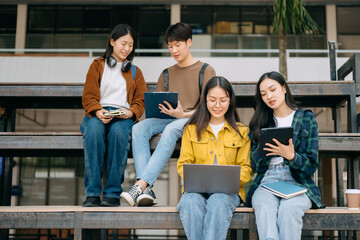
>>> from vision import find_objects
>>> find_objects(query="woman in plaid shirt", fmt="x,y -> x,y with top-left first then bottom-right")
245,71 -> 324,240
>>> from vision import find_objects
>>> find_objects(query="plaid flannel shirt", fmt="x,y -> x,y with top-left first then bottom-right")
245,109 -> 325,209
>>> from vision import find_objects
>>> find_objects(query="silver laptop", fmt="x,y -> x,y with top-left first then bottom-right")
183,164 -> 241,194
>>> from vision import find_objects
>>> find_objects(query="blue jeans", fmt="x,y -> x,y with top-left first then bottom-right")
252,164 -> 312,240
80,108 -> 133,199
176,192 -> 240,240
132,118 -> 189,186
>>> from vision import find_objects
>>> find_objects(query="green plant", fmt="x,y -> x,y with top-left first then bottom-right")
272,0 -> 322,80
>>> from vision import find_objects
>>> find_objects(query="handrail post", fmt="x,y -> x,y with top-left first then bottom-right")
329,41 -> 337,80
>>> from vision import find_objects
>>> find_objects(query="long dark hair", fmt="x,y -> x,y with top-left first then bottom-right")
103,24 -> 136,61
249,71 -> 299,142
186,76 -> 243,140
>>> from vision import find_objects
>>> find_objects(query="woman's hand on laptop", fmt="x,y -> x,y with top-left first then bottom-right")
159,100 -> 186,119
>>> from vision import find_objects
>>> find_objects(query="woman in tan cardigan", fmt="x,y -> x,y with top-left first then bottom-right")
81,24 -> 147,207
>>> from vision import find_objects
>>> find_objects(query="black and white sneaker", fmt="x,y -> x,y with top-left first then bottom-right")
121,185 -> 142,207
137,186 -> 157,206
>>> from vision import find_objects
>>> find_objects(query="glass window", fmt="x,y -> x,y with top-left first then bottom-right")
0,5 -> 17,33
137,6 -> 170,35
20,178 -> 47,205
214,6 -> 240,22
113,5 -> 137,31
337,7 -> 360,34
241,6 -> 272,35
83,33 -> 108,49
25,4 -> 327,51
243,36 -> 267,49
181,6 -> 212,34
84,7 -> 112,32
270,35 -> 296,50
297,35 -> 326,49
0,5 -> 16,48
137,6 -> 170,49
212,6 -> 240,35
338,35 -> 360,52
56,7 -> 83,32
0,34 -> 15,48
241,35 -> 269,56
241,6 -> 270,25
213,35 -> 239,56
27,34 -> 55,48
55,34 -> 82,48
28,6 -> 55,32
26,4 -> 170,50
306,6 -> 326,33
19,157 -> 84,206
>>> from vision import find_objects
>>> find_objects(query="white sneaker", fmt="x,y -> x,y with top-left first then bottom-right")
121,185 -> 142,207
137,186 -> 157,206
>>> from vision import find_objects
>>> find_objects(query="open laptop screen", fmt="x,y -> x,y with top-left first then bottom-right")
183,164 -> 241,194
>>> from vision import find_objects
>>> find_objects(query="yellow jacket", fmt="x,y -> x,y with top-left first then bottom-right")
177,121 -> 252,202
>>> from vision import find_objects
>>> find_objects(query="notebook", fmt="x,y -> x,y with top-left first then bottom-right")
144,92 -> 178,119
183,164 -> 241,194
104,110 -> 126,116
260,181 -> 307,199
258,126 -> 294,158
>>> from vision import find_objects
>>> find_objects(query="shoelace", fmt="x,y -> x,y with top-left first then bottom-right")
129,185 -> 142,198
144,188 -> 156,199
148,189 -> 156,198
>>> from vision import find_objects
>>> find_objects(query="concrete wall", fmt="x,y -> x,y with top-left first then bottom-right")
0,56 -> 352,84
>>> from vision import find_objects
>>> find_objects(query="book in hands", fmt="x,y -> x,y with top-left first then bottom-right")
104,110 -> 126,116
260,181 -> 307,199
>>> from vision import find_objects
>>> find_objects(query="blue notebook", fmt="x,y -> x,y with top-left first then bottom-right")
261,181 -> 307,199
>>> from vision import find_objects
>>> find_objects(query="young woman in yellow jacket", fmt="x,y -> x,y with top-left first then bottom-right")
176,76 -> 252,240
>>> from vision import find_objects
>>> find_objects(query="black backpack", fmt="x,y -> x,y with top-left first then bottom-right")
162,63 -> 209,93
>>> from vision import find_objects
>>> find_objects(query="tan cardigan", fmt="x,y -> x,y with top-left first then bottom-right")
82,58 -> 147,122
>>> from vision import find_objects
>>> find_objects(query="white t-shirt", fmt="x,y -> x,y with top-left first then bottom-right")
100,63 -> 130,109
209,122 -> 225,165
269,111 -> 295,165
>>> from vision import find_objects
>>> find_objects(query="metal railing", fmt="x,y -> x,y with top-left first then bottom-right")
0,48 -> 360,57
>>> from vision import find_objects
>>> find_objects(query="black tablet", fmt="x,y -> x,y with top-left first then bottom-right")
258,126 -> 294,158
144,92 -> 178,119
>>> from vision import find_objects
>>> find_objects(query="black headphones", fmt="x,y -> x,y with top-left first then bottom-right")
107,56 -> 132,72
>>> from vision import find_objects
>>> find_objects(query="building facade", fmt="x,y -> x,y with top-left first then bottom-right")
1,1 -> 360,52
0,1 -> 359,239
